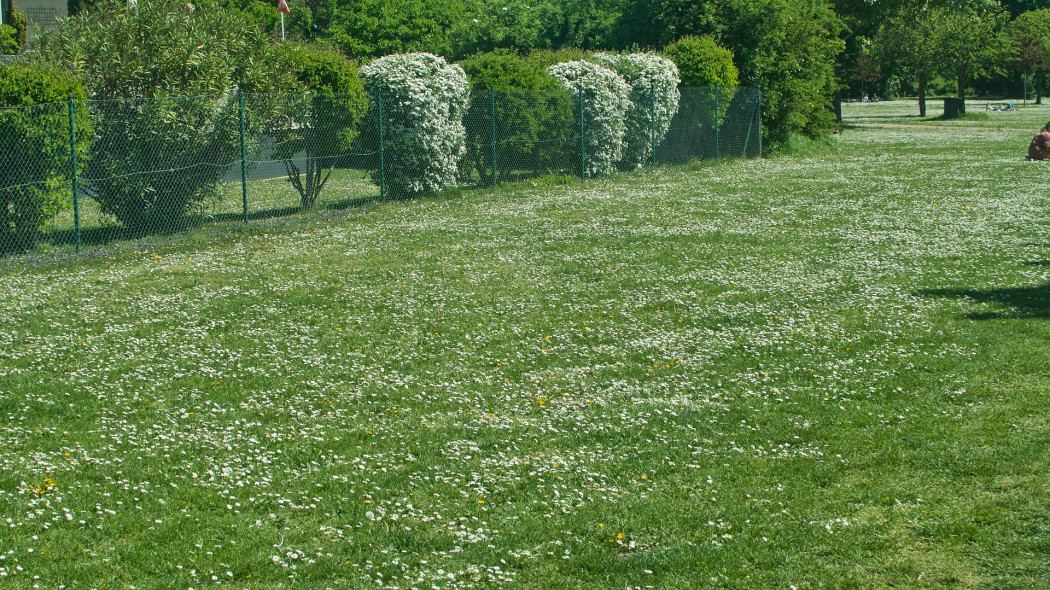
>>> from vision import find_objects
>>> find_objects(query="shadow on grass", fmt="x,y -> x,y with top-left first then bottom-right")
210,205 -> 305,224
918,281 -> 1050,319
40,196 -> 380,251
326,194 -> 382,211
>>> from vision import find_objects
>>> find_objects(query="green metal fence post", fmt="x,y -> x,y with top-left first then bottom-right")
238,89 -> 248,225
714,84 -> 720,161
377,88 -> 386,201
757,87 -> 763,157
490,87 -> 498,186
67,96 -> 81,256
578,84 -> 586,179
650,80 -> 657,167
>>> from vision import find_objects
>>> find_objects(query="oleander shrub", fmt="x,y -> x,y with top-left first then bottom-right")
547,60 -> 629,177
592,52 -> 680,170
36,0 -> 293,234
360,53 -> 469,197
0,64 -> 90,253
459,50 -> 575,183
271,43 -> 368,208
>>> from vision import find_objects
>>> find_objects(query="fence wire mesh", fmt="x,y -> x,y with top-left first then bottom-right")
0,85 -> 760,260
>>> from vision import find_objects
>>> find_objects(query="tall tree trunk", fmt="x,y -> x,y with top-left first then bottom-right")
918,76 -> 927,117
958,71 -> 967,114
1038,71 -> 1044,105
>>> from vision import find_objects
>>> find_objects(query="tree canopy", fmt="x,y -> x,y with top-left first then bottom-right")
49,0 -> 1050,147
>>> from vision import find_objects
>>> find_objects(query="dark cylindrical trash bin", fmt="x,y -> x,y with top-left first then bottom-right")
943,97 -> 965,118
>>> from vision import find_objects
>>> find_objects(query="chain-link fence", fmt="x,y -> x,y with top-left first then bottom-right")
0,85 -> 760,259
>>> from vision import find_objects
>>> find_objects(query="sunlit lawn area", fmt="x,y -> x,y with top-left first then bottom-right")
2,121 -> 1049,588
844,97 -> 1050,129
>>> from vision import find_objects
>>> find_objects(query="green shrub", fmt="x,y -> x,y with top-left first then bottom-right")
663,36 -> 739,89
271,44 -> 368,208
36,0 -> 294,234
359,53 -> 470,198
662,36 -> 739,163
0,25 -> 18,55
0,64 -> 90,253
458,50 -> 575,183
8,4 -> 27,51
592,52 -> 681,169
547,60 -> 631,177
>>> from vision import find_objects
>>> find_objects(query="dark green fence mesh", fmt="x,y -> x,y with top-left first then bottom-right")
0,86 -> 760,259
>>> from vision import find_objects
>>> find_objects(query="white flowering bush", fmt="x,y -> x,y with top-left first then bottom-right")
360,53 -> 469,197
593,53 -> 680,169
547,61 -> 630,177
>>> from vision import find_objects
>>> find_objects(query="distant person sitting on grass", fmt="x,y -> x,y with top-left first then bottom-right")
1028,121 -> 1050,161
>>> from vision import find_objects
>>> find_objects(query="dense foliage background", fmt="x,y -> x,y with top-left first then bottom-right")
33,0 -> 1050,148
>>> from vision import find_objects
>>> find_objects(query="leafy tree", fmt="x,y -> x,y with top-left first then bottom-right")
930,1 -> 1008,103
613,0 -> 845,148
718,0 -> 844,147
36,0 -> 294,234
1006,8 -> 1050,103
0,64 -> 90,252
450,0 -> 560,58
324,0 -> 465,59
271,44 -> 367,208
1000,0 -> 1050,17
229,0 -> 316,41
848,43 -> 881,98
830,0 -> 910,98
874,4 -> 941,116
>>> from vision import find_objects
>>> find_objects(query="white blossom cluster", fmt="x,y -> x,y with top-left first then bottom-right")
360,53 -> 470,197
547,60 -> 630,177
593,52 -> 681,169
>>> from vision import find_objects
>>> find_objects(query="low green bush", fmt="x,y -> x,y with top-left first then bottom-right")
0,64 -> 90,252
0,25 -> 18,55
661,36 -> 739,163
459,50 -> 575,183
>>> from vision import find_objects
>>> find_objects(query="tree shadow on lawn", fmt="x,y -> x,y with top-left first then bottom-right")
918,280 -> 1050,320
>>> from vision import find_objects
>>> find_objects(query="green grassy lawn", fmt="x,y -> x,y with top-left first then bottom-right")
843,98 -> 1050,130
2,122 -> 1050,588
